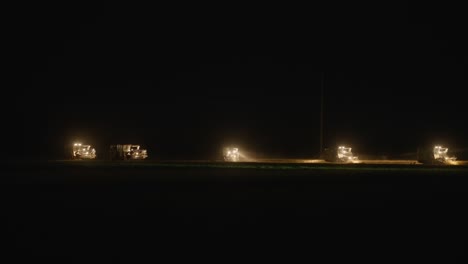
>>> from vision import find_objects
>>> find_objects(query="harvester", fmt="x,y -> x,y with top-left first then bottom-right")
223,147 -> 240,162
417,145 -> 456,165
71,143 -> 96,160
323,145 -> 358,163
109,144 -> 148,160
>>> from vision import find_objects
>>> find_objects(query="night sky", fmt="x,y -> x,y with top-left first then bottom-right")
8,3 -> 468,160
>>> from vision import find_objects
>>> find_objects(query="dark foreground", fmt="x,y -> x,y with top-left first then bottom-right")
8,161 -> 468,262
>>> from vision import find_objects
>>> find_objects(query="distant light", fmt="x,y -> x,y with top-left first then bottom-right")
224,147 -> 240,162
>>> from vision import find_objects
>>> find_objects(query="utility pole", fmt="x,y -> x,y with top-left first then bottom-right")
320,71 -> 324,158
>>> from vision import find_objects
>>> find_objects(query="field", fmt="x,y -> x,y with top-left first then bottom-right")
8,160 -> 468,261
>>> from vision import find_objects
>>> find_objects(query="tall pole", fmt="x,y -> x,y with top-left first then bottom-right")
320,72 -> 324,158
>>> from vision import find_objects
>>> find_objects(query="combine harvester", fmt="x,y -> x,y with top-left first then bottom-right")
223,147 -> 240,162
417,145 -> 457,165
109,144 -> 148,160
70,142 -> 97,160
323,145 -> 359,163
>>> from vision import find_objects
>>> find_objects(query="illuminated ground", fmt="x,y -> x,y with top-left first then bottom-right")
32,158 -> 468,169
8,160 -> 468,261
46,158 -> 468,165
231,158 -> 468,165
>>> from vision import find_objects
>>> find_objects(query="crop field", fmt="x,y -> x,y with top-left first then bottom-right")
8,160 -> 468,261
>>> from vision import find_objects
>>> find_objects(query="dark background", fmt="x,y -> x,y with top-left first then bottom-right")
7,4 -> 468,262
7,3 -> 468,160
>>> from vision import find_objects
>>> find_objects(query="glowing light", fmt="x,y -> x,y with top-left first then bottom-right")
71,142 -> 96,160
336,145 -> 358,163
224,147 -> 240,162
432,145 -> 456,164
